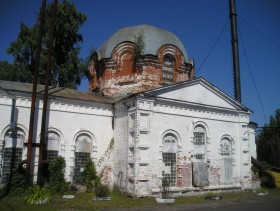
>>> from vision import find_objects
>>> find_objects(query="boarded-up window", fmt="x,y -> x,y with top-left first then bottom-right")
220,138 -> 233,185
120,53 -> 133,74
192,125 -> 208,187
192,162 -> 209,187
221,158 -> 233,185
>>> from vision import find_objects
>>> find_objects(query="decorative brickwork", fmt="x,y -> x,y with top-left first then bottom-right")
89,42 -> 194,96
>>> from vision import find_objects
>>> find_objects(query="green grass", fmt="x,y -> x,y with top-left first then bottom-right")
1,189 -> 280,211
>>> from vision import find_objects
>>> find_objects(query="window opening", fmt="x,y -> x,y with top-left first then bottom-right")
220,138 -> 231,156
193,126 -> 206,160
162,153 -> 176,187
44,131 -> 60,162
162,54 -> 174,85
162,133 -> 177,187
74,134 -> 93,184
2,128 -> 25,184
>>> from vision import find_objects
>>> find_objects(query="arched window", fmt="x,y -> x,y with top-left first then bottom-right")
44,131 -> 60,162
162,133 -> 177,187
2,127 -> 25,184
220,138 -> 232,156
193,126 -> 206,160
74,133 -> 93,183
162,54 -> 174,85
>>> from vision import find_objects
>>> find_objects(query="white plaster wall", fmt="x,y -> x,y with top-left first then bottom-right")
0,89 -> 256,194
135,97 -> 254,193
113,102 -> 130,191
0,92 -> 114,184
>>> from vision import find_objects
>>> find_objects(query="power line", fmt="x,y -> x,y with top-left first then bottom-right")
238,16 -> 280,49
196,18 -> 229,74
238,25 -> 267,123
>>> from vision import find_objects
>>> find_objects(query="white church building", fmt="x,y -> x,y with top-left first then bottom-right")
0,24 -> 258,197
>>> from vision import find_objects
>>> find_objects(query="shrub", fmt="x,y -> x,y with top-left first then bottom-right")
24,185 -> 50,205
0,185 -> 8,199
95,184 -> 110,197
83,159 -> 101,192
9,168 -> 26,196
48,156 -> 71,195
161,178 -> 171,199
0,167 -> 26,198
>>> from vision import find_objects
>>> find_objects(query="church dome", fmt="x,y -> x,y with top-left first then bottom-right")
97,24 -> 188,62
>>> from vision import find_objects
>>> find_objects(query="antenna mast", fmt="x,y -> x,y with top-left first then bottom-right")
229,0 -> 242,102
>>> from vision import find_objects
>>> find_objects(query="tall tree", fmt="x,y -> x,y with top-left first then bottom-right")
1,0 -> 87,89
0,61 -> 33,83
256,109 -> 280,167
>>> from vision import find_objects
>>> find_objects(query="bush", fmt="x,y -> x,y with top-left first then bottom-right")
83,159 -> 101,192
0,167 -> 26,198
9,168 -> 26,196
95,184 -> 110,197
161,178 -> 171,199
24,185 -> 50,205
48,156 -> 71,195
0,185 -> 8,199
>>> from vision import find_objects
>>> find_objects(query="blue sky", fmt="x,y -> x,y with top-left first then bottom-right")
0,0 -> 279,127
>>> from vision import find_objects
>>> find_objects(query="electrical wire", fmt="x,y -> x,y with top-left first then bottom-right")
238,16 -> 280,49
238,25 -> 267,123
196,18 -> 229,74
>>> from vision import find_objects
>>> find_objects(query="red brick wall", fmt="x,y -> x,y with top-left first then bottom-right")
88,42 -> 194,96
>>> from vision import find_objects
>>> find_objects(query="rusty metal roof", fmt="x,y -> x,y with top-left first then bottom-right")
0,80 -> 122,104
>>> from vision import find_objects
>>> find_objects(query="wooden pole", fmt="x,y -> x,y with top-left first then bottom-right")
26,0 -> 46,186
37,0 -> 58,185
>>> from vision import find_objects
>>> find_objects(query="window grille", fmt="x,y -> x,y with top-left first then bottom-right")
194,154 -> 205,160
162,54 -> 174,85
74,152 -> 91,183
220,139 -> 231,156
2,128 -> 25,184
194,132 -> 205,145
162,153 -> 176,187
74,133 -> 93,184
43,131 -> 60,161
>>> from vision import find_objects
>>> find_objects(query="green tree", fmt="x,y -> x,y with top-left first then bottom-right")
48,156 -> 70,195
83,159 -> 100,192
257,109 -> 280,167
0,61 -> 32,83
1,0 -> 87,89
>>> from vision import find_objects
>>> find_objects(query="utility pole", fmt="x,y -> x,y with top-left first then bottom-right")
37,0 -> 58,185
229,0 -> 242,103
26,0 -> 46,186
